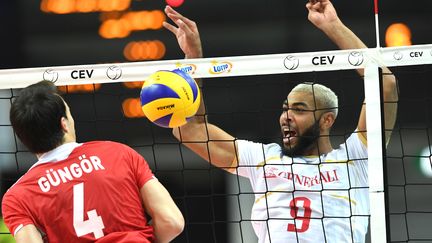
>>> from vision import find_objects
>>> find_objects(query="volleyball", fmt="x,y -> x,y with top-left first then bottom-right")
140,69 -> 201,128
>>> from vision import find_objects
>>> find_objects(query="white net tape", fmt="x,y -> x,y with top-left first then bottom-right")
0,45 -> 431,89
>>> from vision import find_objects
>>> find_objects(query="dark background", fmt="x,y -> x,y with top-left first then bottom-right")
1,0 -> 432,242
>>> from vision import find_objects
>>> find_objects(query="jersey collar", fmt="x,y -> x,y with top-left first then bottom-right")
29,142 -> 82,170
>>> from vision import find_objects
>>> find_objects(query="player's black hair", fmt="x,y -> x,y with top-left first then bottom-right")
10,81 -> 67,154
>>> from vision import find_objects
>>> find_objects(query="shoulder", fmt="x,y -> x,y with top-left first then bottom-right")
1,170 -> 32,198
76,141 -> 139,164
2,187 -> 22,210
81,141 -> 133,152
331,132 -> 367,159
83,140 -> 124,147
344,132 -> 367,149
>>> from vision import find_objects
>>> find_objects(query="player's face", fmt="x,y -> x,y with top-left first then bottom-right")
279,91 -> 322,156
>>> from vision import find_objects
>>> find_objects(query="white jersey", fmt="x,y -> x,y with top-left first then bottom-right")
233,132 -> 369,243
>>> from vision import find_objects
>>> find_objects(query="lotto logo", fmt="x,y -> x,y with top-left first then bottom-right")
106,65 -> 122,80
176,63 -> 197,74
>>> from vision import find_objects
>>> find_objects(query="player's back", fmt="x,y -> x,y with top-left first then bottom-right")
2,141 -> 155,243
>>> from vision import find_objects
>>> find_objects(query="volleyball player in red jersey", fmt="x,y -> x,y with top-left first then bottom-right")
2,81 -> 184,243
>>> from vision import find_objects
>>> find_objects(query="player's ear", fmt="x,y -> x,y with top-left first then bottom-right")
60,117 -> 69,133
320,112 -> 335,129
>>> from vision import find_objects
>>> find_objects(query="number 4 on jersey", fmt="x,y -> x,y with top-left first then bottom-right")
73,183 -> 105,239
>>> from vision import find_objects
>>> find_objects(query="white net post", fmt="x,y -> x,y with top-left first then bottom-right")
364,62 -> 387,243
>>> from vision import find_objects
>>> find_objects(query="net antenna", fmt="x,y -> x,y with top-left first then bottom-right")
374,0 -> 381,48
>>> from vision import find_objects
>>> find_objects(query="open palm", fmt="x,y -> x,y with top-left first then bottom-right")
163,6 -> 203,59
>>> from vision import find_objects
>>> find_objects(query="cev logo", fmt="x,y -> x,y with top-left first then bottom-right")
43,69 -> 59,83
175,63 -> 197,74
209,61 -> 232,74
106,65 -> 122,80
283,56 -> 299,70
393,51 -> 403,61
348,51 -> 364,66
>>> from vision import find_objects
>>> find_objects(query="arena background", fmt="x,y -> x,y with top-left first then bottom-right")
1,0 -> 432,242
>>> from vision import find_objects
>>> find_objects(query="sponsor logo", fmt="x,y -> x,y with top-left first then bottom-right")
209,61 -> 232,74
71,69 -> 94,79
312,55 -> 335,65
175,63 -> 197,74
393,51 -> 403,61
283,56 -> 299,70
348,51 -> 364,66
106,65 -> 122,80
157,104 -> 175,110
263,166 -> 340,188
409,51 -> 423,58
43,69 -> 59,83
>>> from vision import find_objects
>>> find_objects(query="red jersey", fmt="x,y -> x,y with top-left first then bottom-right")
2,141 -> 155,243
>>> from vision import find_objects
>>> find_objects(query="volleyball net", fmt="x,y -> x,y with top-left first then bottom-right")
1,44 -> 432,242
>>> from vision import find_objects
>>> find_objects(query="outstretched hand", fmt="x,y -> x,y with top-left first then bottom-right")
306,0 -> 340,30
163,6 -> 203,59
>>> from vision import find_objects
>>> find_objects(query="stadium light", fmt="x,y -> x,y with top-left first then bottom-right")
58,84 -> 101,93
122,98 -> 145,118
123,41 -> 166,61
385,23 -> 412,47
99,10 -> 166,39
41,0 -> 131,14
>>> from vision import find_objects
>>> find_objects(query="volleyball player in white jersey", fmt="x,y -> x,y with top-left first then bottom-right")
164,0 -> 398,242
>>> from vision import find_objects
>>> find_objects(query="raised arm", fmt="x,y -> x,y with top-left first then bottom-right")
163,6 -> 238,170
140,179 -> 184,243
306,0 -> 398,145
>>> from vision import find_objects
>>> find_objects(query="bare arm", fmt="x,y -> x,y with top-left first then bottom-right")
14,225 -> 43,243
307,0 -> 398,145
140,179 -> 184,243
163,6 -> 238,170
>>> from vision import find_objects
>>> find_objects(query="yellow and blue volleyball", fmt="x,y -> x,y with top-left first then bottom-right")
140,69 -> 201,128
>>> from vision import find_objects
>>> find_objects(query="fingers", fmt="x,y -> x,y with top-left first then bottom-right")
174,18 -> 194,36
306,1 -> 323,11
163,18 -> 194,39
162,21 -> 178,35
308,0 -> 328,3
306,0 -> 317,10
164,5 -> 197,30
164,5 -> 181,19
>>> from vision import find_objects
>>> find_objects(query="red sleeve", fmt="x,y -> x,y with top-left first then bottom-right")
124,145 -> 155,188
1,192 -> 35,236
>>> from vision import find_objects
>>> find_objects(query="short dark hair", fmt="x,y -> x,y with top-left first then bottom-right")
10,81 -> 66,154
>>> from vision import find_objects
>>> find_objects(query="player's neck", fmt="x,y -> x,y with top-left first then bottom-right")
35,136 -> 77,159
36,152 -> 43,159
302,137 -> 333,157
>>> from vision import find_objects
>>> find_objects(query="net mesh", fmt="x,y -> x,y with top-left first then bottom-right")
386,65 -> 432,242
0,47 -> 432,242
